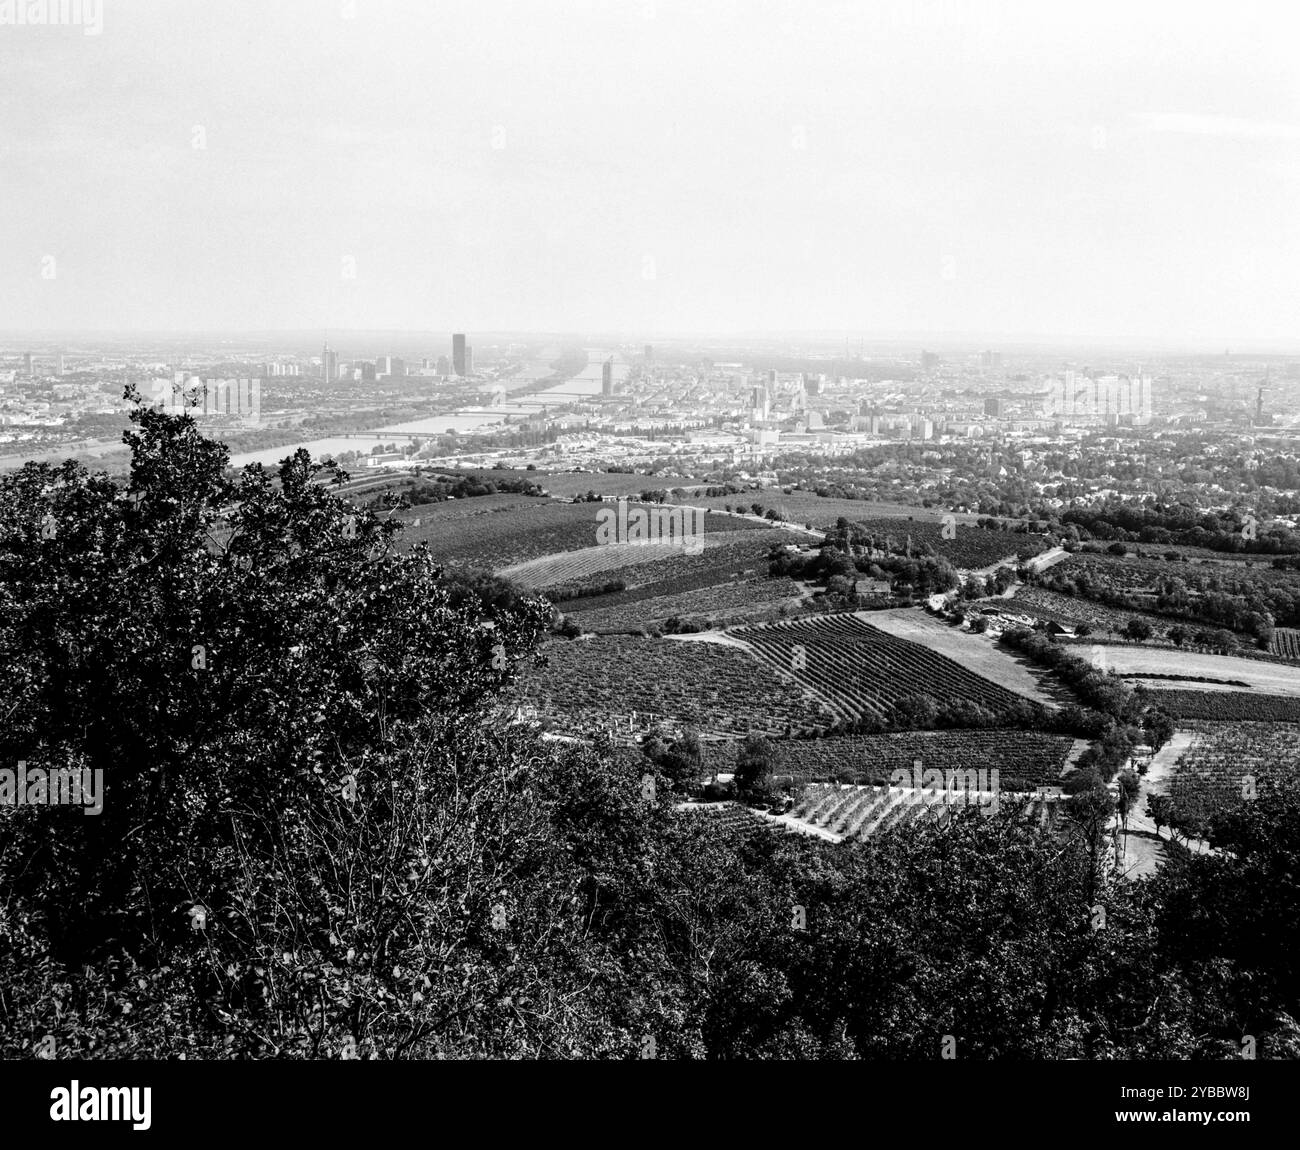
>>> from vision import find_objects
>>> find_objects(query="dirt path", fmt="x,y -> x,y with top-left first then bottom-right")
1116,730 -> 1213,878
664,630 -> 753,650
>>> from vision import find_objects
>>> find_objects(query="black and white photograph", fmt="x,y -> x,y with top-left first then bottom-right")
0,0 -> 1295,1134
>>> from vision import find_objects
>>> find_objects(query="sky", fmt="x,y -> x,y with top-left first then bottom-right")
1,0 -> 1298,345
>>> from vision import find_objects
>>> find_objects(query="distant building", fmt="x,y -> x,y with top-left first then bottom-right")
980,350 -> 1003,370
23,353 -> 33,377
921,350 -> 940,372
321,345 -> 338,384
984,396 -> 1006,417
601,357 -> 613,397
361,362 -> 377,382
644,344 -> 653,361
452,333 -> 468,376
56,354 -> 65,376
436,355 -> 451,376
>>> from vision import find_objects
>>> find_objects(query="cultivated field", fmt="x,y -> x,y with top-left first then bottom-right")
845,518 -> 1049,568
1270,627 -> 1300,660
570,577 -> 804,631
529,472 -> 673,499
499,525 -> 771,589
1087,645 -> 1300,695
514,635 -> 833,736
787,783 -> 1061,841
690,493 -> 954,528
1009,585 -> 1185,636
562,534 -> 780,606
393,496 -> 596,566
1169,721 -> 1300,823
1132,689 -> 1300,722
704,729 -> 1076,791
730,613 -> 1043,723
395,499 -> 753,571
858,608 -> 1065,706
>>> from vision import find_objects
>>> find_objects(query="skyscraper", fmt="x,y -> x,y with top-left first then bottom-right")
321,344 -> 338,384
23,352 -> 33,377
601,357 -> 613,397
452,333 -> 467,376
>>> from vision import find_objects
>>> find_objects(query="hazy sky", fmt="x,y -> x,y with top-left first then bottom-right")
2,0 -> 1298,343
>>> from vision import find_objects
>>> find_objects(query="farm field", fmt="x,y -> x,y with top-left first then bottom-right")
731,613 -> 1044,724
690,493 -> 954,529
538,472 -> 692,499
562,534 -> 780,609
704,729 -> 1075,791
570,577 -> 804,631
392,495 -> 591,565
499,524 -> 772,589
1132,689 -> 1300,722
856,608 -> 1066,706
1168,721 -> 1300,823
514,635 -> 833,737
786,783 -> 1061,841
1009,585 -> 1188,637
844,518 -> 1050,568
1085,645 -> 1300,695
394,499 -> 754,571
1044,552 -> 1300,626
1270,627 -> 1300,660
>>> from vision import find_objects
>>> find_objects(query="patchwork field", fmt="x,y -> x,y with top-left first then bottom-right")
786,783 -> 1062,841
1009,585 -> 1186,636
1168,721 -> 1300,824
393,498 -> 760,572
570,577 -> 805,631
1132,689 -> 1300,722
857,608 -> 1066,706
691,494 -> 953,529
704,729 -> 1076,791
499,525 -> 772,589
843,518 -> 1050,568
1270,627 -> 1300,660
729,614 -> 1045,724
514,635 -> 833,737
561,535 -> 780,607
1086,645 -> 1300,696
